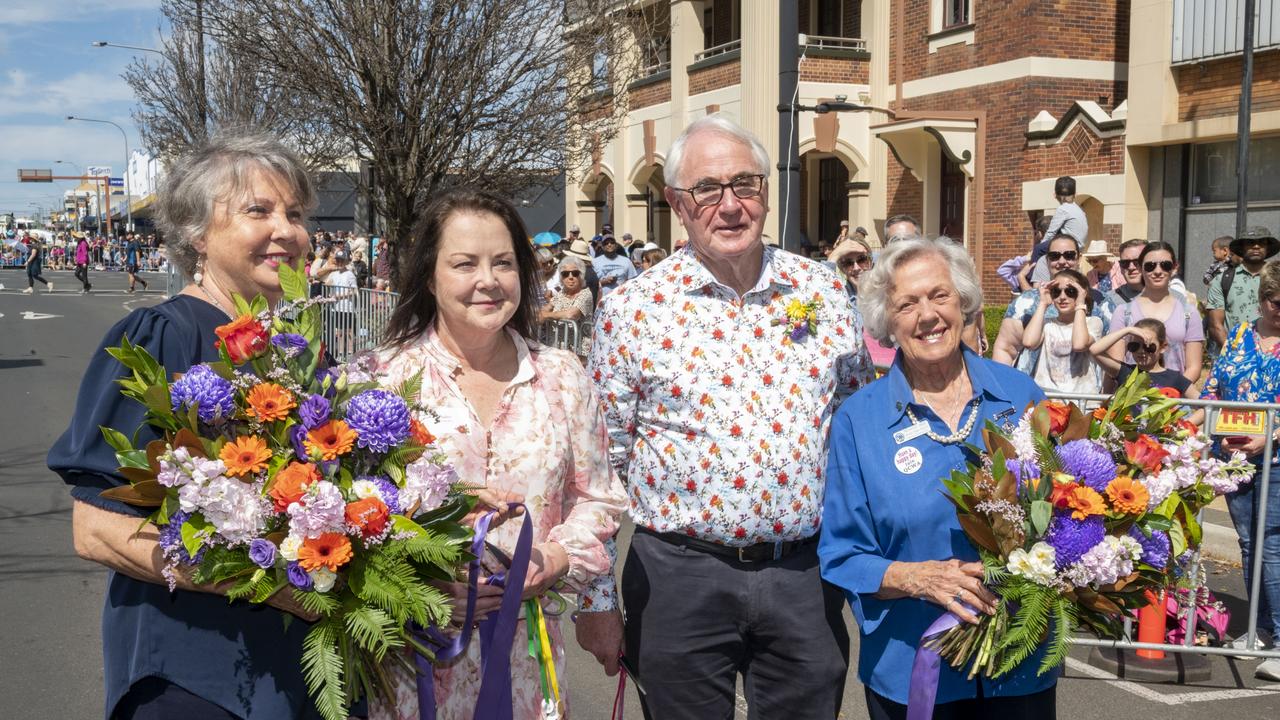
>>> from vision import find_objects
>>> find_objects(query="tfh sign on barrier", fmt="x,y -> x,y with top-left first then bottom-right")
1212,408 -> 1269,437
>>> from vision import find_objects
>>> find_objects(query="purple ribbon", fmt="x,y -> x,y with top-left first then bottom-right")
906,609 -> 964,720
413,504 -> 532,720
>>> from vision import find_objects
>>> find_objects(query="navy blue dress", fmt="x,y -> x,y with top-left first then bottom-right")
48,295 -> 323,719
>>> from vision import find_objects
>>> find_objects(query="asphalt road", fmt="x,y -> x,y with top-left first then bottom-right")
3,269 -> 1279,719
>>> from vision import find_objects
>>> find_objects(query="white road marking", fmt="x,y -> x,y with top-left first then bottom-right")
1064,657 -> 1280,705
21,311 -> 61,320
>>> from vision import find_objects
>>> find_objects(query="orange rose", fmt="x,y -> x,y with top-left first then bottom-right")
1125,435 -> 1170,474
270,461 -> 320,511
1049,475 -> 1078,511
1045,401 -> 1072,435
409,418 -> 435,446
345,497 -> 390,537
215,314 -> 269,365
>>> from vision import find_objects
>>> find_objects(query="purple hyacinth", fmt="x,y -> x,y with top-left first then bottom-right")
344,389 -> 411,454
298,394 -> 331,430
287,561 -> 313,590
1128,526 -> 1171,569
362,475 -> 403,515
1045,513 -> 1106,568
158,511 -> 204,565
1056,439 -> 1118,493
790,325 -> 808,342
270,333 -> 308,357
249,538 -> 278,569
170,364 -> 236,423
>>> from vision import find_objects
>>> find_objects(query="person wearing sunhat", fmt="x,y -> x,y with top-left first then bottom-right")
1207,226 -> 1280,349
563,236 -> 601,304
1082,240 -> 1118,295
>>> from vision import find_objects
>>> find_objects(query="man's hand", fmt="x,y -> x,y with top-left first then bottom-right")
575,608 -> 624,676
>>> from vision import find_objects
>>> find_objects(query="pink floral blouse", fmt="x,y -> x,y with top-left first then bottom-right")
366,326 -> 627,719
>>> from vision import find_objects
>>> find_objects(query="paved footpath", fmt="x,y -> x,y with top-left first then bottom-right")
3,270 -> 1277,719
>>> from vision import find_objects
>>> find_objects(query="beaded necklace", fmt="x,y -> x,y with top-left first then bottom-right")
905,396 -> 982,445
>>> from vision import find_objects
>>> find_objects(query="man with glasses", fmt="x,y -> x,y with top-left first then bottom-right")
1207,227 -> 1279,350
576,114 -> 873,720
993,234 -> 1114,373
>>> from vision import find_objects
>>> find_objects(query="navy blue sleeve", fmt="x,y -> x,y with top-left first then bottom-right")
48,304 -> 207,517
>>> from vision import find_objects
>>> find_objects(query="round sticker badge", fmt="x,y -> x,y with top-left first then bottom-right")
894,446 -> 923,475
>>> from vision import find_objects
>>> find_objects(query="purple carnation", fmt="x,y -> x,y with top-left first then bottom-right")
1056,439 -> 1118,493
287,561 -> 313,590
170,364 -> 236,423
1045,513 -> 1106,568
1128,526 -> 1171,569
289,424 -> 310,461
344,389 -> 411,454
298,394 -> 331,429
361,475 -> 403,515
1005,459 -> 1041,492
249,538 -> 277,569
271,333 -> 308,356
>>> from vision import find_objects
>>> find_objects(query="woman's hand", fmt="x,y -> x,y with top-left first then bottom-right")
882,559 -> 999,624
523,542 -> 570,601
462,487 -> 526,529
432,579 -> 505,626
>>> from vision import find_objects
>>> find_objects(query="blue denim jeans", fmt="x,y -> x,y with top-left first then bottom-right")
1225,459 -> 1280,639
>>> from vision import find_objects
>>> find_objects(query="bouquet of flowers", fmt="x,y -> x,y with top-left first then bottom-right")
925,372 -> 1254,679
98,263 -> 474,720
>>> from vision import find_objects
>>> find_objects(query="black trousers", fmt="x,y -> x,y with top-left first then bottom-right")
865,685 -> 1057,720
112,677 -> 239,720
621,530 -> 850,720
75,262 -> 91,289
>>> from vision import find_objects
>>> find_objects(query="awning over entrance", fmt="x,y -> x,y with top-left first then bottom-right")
872,117 -> 977,180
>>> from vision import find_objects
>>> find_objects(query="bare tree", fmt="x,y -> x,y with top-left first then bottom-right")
125,0 -> 349,169
172,0 -> 653,286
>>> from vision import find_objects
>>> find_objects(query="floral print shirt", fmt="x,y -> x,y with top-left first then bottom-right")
1202,321 -> 1280,405
581,245 -> 874,611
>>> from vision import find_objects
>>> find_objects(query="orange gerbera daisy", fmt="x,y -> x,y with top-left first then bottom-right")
297,532 -> 353,572
1068,485 -> 1106,520
246,383 -> 296,422
305,420 -> 358,460
220,435 -> 272,478
1106,476 -> 1150,515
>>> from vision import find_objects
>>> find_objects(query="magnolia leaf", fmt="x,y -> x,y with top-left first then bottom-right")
145,439 -> 168,470
957,514 -> 1002,554
143,384 -> 173,417
118,466 -> 159,485
1030,404 -> 1051,438
100,427 -> 136,455
172,428 -> 207,458
101,480 -> 166,507
1062,404 -> 1091,442
1030,500 -> 1052,536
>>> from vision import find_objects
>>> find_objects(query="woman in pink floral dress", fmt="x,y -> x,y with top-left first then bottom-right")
365,189 -> 626,719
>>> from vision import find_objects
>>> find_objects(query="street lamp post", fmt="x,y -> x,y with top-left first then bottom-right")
67,116 -> 132,235
55,160 -> 93,234
90,40 -> 164,56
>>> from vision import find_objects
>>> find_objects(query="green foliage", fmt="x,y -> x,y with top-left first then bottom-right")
343,606 -> 403,662
982,305 -> 1006,356
1039,597 -> 1078,675
394,371 -> 424,406
994,581 -> 1053,676
1029,500 -> 1052,536
296,588 -> 341,617
301,618 -> 347,720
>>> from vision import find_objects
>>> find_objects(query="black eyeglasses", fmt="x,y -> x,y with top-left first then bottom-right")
672,174 -> 766,207
1126,340 -> 1159,354
1047,251 -> 1079,262
1119,258 -> 1140,269
1143,260 -> 1175,273
838,254 -> 872,269
1049,285 -> 1079,300
560,270 -> 581,278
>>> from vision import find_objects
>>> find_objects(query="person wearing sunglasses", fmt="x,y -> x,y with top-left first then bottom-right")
541,255 -> 595,327
1196,259 -> 1280,681
830,237 -> 897,368
1206,227 -> 1279,352
1106,241 -> 1204,385
1089,318 -> 1190,397
1022,269 -> 1103,393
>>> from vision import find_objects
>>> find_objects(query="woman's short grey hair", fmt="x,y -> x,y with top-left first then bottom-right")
859,236 -> 984,345
157,130 -> 315,277
557,255 -> 585,274
664,114 -> 771,188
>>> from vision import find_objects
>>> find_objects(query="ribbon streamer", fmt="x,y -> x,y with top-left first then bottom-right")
906,609 -> 964,720
413,504 -> 533,720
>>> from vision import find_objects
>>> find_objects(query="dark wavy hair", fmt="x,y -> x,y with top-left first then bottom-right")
1138,240 -> 1178,266
1051,268 -> 1094,313
381,189 -> 540,349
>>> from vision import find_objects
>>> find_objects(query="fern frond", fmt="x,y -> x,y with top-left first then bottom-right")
1038,596 -> 1078,675
344,606 -> 403,661
401,530 -> 463,568
295,588 -> 341,617
301,618 -> 346,720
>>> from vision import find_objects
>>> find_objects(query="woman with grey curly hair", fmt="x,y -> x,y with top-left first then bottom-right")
819,236 -> 1056,719
49,130 -> 331,719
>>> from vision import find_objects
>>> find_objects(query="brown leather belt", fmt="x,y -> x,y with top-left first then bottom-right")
637,526 -> 818,563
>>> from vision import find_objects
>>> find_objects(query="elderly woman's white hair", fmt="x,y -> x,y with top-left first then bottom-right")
557,255 -> 586,274
858,236 -> 983,346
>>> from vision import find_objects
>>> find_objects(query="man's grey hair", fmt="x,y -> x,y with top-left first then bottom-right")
883,214 -> 921,243
157,129 -> 315,277
859,236 -> 984,346
557,255 -> 586,273
664,114 -> 771,188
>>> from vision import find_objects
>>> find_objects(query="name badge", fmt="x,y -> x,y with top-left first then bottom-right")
893,421 -> 930,445
894,446 -> 924,475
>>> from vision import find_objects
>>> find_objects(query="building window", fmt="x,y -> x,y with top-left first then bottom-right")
1190,137 -> 1280,205
817,157 -> 849,244
813,0 -> 862,38
944,0 -> 970,29
816,0 -> 841,36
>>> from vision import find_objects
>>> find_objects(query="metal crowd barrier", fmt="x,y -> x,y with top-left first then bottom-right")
1045,390 -> 1280,661
317,285 -> 398,363
539,318 -> 591,358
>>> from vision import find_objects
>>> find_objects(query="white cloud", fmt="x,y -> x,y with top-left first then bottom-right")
0,0 -> 161,26
0,69 -> 133,118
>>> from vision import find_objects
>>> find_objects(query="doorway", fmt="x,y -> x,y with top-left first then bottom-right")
939,157 -> 966,240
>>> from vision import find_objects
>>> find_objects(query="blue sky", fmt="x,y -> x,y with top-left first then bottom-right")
0,0 -> 162,217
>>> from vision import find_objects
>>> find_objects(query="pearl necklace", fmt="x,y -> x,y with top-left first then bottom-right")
905,397 -> 982,445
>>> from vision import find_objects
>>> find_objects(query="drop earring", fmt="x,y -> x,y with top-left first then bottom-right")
193,256 -> 205,285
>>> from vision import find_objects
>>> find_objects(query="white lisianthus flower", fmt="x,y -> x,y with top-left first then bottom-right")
1008,542 -> 1058,586
279,535 -> 303,562
309,567 -> 337,593
350,479 -> 379,500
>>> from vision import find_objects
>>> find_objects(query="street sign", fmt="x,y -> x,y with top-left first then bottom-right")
108,177 -> 124,187
17,169 -> 53,183
87,165 -> 111,179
